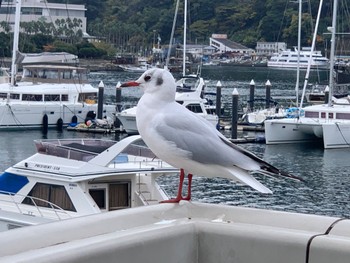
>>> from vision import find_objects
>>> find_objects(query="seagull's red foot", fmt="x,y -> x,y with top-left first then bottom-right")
160,170 -> 193,203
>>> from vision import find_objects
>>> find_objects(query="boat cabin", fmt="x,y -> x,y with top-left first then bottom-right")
21,65 -> 89,84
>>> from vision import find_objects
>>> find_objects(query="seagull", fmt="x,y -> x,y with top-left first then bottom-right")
121,68 -> 300,202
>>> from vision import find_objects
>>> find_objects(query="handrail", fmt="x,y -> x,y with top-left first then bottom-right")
0,190 -> 72,220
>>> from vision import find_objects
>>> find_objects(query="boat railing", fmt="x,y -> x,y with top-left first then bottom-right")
34,139 -> 116,162
0,190 -> 72,220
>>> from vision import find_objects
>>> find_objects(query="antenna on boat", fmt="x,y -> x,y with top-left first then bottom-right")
10,0 -> 21,86
165,0 -> 180,70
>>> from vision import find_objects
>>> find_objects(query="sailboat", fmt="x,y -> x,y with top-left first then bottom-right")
265,0 -> 350,149
0,0 -> 116,130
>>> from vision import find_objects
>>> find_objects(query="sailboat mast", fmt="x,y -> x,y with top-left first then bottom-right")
328,0 -> 338,106
299,0 -> 324,108
295,0 -> 302,106
10,0 -> 21,86
183,0 -> 187,76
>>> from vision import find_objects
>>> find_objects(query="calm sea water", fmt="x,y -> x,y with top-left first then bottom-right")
1,66 -> 349,219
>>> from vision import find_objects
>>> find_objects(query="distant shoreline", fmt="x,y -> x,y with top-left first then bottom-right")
1,57 -> 124,72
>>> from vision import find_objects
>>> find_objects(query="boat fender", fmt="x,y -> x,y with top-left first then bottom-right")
71,115 -> 78,124
57,118 -> 63,131
42,114 -> 48,134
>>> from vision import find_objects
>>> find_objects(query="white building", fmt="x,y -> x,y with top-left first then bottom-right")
256,42 -> 287,57
0,0 -> 87,34
209,34 -> 254,55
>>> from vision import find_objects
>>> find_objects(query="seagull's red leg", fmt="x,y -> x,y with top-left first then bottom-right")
160,169 -> 185,203
183,174 -> 193,201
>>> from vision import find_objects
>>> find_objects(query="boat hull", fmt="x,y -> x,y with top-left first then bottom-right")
322,123 -> 350,148
0,103 -> 116,130
264,118 -> 323,144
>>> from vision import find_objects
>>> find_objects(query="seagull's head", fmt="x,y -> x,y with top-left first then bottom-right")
121,68 -> 176,101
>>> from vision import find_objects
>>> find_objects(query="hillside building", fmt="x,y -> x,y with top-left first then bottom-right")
0,0 -> 87,34
209,34 -> 254,56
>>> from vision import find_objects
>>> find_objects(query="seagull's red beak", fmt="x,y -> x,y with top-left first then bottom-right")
120,81 -> 140,87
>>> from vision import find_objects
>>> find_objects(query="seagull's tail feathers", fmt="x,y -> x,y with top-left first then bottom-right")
227,168 -> 272,194
258,164 -> 304,182
219,136 -> 304,183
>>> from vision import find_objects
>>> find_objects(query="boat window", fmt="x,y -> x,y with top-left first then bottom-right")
38,69 -> 59,80
186,103 -> 203,113
89,189 -> 106,209
328,113 -> 334,119
61,94 -> 69,101
79,93 -> 97,103
22,94 -> 43,101
336,113 -> 350,120
22,183 -> 76,212
10,93 -> 20,100
44,94 -> 60,102
321,112 -> 326,118
62,71 -> 73,79
0,93 -> 7,99
109,182 -> 130,210
304,111 -> 319,118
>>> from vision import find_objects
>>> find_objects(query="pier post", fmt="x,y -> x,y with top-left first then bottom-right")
215,81 -> 222,118
265,80 -> 271,109
115,82 -> 122,127
324,85 -> 329,104
97,81 -> 104,119
231,88 -> 239,139
249,79 -> 255,111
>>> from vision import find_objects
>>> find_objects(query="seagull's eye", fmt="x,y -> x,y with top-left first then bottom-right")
144,75 -> 151,82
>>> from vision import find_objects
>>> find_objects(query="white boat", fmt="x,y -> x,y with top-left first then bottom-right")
117,74 -> 219,134
0,1 -> 116,130
267,47 -> 329,69
0,135 -> 178,231
265,0 -> 350,149
0,201 -> 349,263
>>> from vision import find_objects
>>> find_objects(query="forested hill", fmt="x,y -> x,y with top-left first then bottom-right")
50,0 -> 345,50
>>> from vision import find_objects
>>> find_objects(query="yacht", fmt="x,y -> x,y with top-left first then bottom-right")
0,56 -> 116,130
267,47 -> 329,69
0,135 -> 178,231
117,75 -> 219,134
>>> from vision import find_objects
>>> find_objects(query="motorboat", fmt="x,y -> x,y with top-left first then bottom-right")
0,1 -> 116,130
267,47 -> 329,69
0,201 -> 349,262
0,135 -> 178,231
117,74 -> 219,134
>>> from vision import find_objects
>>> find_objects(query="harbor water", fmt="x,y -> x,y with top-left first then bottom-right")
1,66 -> 349,218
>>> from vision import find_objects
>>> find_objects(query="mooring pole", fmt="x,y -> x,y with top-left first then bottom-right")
215,81 -> 222,118
97,81 -> 104,119
115,81 -> 122,127
265,80 -> 271,109
231,88 -> 239,139
249,79 -> 255,111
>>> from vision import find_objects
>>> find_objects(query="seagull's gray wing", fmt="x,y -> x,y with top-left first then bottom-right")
153,105 -> 260,170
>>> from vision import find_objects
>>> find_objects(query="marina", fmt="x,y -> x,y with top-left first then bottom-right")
0,63 -> 349,219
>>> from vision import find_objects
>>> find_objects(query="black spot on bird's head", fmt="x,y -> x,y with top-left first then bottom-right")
156,76 -> 163,86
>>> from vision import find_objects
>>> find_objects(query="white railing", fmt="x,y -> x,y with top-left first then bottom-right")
0,191 -> 72,220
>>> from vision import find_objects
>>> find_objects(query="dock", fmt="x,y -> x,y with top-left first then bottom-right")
67,125 -> 124,134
